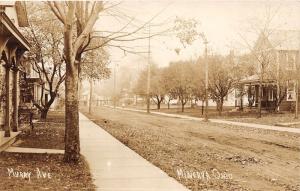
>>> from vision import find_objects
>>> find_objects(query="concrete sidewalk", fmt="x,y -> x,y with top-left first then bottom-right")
107,106 -> 300,134
210,119 -> 300,134
79,113 -> 189,191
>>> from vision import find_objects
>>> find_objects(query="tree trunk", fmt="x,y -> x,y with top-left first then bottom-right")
201,100 -> 204,115
295,79 -> 299,119
181,101 -> 185,112
79,79 -> 83,105
40,108 -> 49,120
64,62 -> 80,163
257,83 -> 262,118
157,101 -> 161,110
167,100 -> 170,109
217,102 -> 221,116
135,95 -> 137,106
218,100 -> 224,116
38,94 -> 56,120
240,92 -> 243,111
89,79 -> 93,114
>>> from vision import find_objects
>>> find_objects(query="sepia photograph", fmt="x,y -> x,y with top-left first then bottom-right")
0,0 -> 299,190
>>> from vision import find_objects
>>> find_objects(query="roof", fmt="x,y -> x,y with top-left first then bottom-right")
0,10 -> 30,50
240,74 -> 276,85
0,1 -> 29,27
267,30 -> 300,51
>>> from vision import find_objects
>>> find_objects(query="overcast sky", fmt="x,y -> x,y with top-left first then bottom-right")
95,0 -> 300,69
91,0 -> 300,95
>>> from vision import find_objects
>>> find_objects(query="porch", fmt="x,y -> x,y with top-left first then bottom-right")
0,7 -> 30,145
236,75 -> 278,112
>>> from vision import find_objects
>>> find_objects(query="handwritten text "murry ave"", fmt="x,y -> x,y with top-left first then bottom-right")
7,168 -> 52,181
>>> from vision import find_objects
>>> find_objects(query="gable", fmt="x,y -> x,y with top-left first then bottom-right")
254,30 -> 300,52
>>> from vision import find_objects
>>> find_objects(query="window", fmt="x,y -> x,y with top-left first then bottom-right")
287,80 -> 296,101
268,89 -> 274,101
286,52 -> 296,71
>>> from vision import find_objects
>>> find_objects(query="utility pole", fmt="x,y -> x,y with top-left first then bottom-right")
276,51 -> 280,112
146,24 -> 151,113
89,79 -> 93,113
113,62 -> 117,109
89,50 -> 94,114
295,79 -> 299,119
295,50 -> 299,119
203,38 -> 209,122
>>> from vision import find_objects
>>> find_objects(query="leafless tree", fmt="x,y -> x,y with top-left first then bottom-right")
47,1 -> 105,162
48,1 -> 172,162
135,65 -> 166,110
81,48 -> 111,113
208,55 -> 241,115
164,61 -> 195,112
23,3 -> 65,119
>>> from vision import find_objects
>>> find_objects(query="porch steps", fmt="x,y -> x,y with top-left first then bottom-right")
0,131 -> 20,152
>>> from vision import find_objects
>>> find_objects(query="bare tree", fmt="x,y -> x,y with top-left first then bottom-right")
208,55 -> 241,115
165,61 -> 194,112
173,17 -> 209,119
191,59 -> 206,114
160,67 -> 177,110
150,72 -> 166,110
81,48 -> 111,113
48,1 -> 170,162
24,3 -> 65,119
134,64 -> 166,110
48,1 -> 104,162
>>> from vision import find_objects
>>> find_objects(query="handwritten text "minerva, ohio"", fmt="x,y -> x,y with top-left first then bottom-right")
176,168 -> 233,181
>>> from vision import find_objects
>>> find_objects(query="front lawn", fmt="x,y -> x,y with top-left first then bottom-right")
225,113 -> 300,128
126,105 -> 300,128
16,110 -> 65,149
0,153 -> 95,190
0,110 -> 95,190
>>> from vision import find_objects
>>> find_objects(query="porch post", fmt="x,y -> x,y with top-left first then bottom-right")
4,63 -> 10,137
12,65 -> 18,132
276,51 -> 280,112
240,85 -> 244,111
295,79 -> 298,119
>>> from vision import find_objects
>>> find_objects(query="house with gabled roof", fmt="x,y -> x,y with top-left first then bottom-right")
237,30 -> 300,112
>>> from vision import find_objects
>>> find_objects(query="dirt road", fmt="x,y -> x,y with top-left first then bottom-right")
81,107 -> 300,191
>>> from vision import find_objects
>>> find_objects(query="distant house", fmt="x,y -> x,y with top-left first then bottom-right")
236,30 -> 300,112
80,89 -> 110,107
18,59 -> 43,109
0,2 -> 32,138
